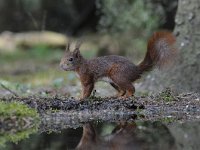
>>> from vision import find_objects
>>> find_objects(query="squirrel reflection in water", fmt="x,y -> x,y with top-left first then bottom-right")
76,122 -> 177,150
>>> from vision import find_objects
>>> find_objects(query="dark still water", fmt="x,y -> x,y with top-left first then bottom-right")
1,120 -> 200,150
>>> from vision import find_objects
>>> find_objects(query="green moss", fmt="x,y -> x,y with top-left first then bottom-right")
158,88 -> 175,102
0,101 -> 39,118
0,101 -> 40,148
87,95 -> 105,102
162,95 -> 174,102
0,126 -> 38,148
158,117 -> 175,124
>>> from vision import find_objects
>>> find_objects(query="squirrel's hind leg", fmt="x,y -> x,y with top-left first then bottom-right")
125,84 -> 135,97
110,77 -> 135,98
110,82 -> 126,96
118,83 -> 135,99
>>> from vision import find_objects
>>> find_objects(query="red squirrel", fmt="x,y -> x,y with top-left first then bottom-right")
60,31 -> 176,99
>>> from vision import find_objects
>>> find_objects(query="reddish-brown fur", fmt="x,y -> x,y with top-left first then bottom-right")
76,123 -> 137,150
60,31 -> 176,99
76,123 -> 177,150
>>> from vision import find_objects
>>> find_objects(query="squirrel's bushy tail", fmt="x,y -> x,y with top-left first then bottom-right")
138,31 -> 177,73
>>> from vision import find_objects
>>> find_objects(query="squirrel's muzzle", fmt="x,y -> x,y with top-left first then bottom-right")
60,62 -> 73,71
59,62 -> 66,70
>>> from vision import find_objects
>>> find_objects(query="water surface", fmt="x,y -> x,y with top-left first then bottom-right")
1,120 -> 200,150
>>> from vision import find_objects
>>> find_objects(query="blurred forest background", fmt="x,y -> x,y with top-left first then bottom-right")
0,0 -> 177,34
1,1 -> 200,149
1,0 -> 199,98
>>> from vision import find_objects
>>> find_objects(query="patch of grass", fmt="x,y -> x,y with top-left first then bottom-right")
0,44 -> 79,90
0,80 -> 31,95
1,69 -> 77,87
0,45 -> 63,64
0,101 -> 39,118
28,45 -> 63,61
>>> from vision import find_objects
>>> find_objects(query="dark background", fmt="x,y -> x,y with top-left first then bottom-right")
0,0 -> 178,35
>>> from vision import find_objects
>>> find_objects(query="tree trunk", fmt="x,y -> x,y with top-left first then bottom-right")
138,0 -> 200,93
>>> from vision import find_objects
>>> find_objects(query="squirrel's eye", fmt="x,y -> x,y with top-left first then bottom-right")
69,58 -> 73,61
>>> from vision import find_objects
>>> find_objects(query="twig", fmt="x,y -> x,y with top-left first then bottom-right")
0,83 -> 19,97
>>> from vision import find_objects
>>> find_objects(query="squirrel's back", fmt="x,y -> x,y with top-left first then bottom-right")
87,55 -> 138,79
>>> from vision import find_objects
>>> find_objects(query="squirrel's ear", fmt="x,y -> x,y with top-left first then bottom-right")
73,40 -> 82,58
73,48 -> 81,58
65,41 -> 71,52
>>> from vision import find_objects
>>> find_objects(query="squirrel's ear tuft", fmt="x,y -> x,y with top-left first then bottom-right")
75,40 -> 82,49
66,41 -> 71,51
